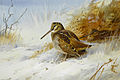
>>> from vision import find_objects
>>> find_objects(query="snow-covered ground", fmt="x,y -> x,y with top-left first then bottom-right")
0,40 -> 120,80
0,0 -> 120,80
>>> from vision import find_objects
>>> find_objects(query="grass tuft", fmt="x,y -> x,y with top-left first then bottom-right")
0,31 -> 21,45
29,42 -> 53,59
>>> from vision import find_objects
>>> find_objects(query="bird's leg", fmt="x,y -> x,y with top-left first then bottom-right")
63,53 -> 68,61
73,54 -> 79,59
76,53 -> 81,57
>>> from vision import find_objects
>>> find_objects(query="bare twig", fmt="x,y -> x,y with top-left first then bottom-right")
0,0 -> 27,35
97,68 -> 104,80
7,0 -> 13,22
8,0 -> 13,14
1,0 -> 14,34
9,8 -> 27,30
89,58 -> 113,80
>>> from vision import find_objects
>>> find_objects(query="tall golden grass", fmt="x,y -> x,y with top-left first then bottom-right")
66,0 -> 120,43
0,31 -> 21,45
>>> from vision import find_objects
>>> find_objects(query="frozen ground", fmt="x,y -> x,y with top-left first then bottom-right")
0,0 -> 120,80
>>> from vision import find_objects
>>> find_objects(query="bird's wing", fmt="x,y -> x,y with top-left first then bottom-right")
66,30 -> 80,41
57,32 -> 70,44
58,30 -> 80,41
57,30 -> 91,50
70,38 -> 91,49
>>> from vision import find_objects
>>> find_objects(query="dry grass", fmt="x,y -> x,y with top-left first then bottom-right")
111,58 -> 119,73
29,42 -> 53,59
89,58 -> 113,80
66,0 -> 120,43
0,31 -> 21,45
90,58 -> 119,80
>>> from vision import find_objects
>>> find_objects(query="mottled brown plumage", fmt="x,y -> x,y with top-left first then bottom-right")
41,22 -> 92,60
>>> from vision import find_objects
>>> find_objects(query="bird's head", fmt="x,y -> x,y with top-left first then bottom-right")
50,22 -> 64,32
40,22 -> 64,39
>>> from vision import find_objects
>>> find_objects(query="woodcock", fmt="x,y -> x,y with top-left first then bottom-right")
41,22 -> 92,60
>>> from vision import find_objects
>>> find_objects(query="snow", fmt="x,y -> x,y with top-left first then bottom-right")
0,0 -> 120,80
0,40 -> 120,80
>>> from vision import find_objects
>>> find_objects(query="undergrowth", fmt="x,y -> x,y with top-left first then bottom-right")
66,0 -> 120,43
0,31 -> 21,46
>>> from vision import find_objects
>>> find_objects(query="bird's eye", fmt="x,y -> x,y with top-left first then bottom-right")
54,25 -> 56,28
54,26 -> 58,30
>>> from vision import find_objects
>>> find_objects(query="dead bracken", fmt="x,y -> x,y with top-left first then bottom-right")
66,0 -> 120,43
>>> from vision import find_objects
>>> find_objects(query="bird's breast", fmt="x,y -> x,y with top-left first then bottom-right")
51,33 -> 63,51
52,37 -> 61,50
51,33 -> 68,54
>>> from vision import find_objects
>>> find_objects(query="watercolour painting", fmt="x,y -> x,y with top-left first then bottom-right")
0,0 -> 120,80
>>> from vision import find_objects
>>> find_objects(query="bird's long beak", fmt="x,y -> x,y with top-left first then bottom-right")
40,30 -> 52,39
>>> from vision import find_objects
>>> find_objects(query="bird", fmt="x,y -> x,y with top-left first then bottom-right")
40,22 -> 92,60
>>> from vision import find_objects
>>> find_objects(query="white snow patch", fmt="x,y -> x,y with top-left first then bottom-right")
0,41 -> 120,80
